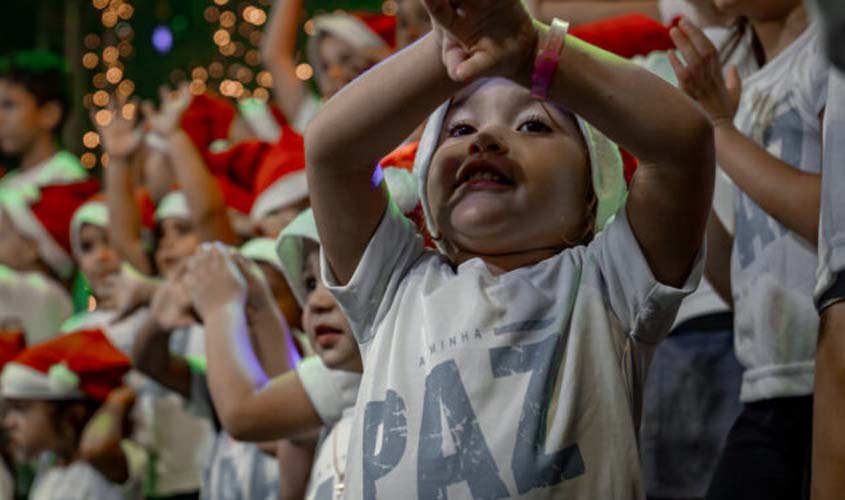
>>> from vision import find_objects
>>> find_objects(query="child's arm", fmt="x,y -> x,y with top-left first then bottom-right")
131,279 -> 195,398
185,245 -> 321,441
668,19 -> 821,245
277,439 -> 316,500
305,32 -> 462,283
144,85 -> 239,245
261,0 -> 311,123
79,387 -> 136,485
813,302 -> 845,500
98,99 -> 154,275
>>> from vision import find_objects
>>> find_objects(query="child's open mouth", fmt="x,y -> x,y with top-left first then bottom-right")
314,324 -> 344,348
454,158 -> 515,191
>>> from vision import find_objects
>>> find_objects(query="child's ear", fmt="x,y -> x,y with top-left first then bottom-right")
38,101 -> 63,133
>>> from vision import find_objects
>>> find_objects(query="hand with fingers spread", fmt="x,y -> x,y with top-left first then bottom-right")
142,83 -> 193,137
94,96 -> 143,162
184,243 -> 247,321
423,0 -> 539,82
668,18 -> 742,128
150,267 -> 195,331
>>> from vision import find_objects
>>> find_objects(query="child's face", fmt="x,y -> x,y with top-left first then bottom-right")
0,80 -> 56,156
3,399 -> 61,460
713,0 -> 800,19
255,198 -> 310,239
77,224 -> 121,299
396,0 -> 431,49
155,217 -> 200,280
255,261 -> 302,331
426,78 -> 592,258
317,34 -> 384,99
301,248 -> 362,372
0,210 -> 38,271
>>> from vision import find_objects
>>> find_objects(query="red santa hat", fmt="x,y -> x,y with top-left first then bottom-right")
1,329 -> 130,402
0,179 -> 101,279
180,93 -> 237,154
250,128 -> 307,221
356,12 -> 397,48
570,14 -> 674,59
0,330 -> 26,372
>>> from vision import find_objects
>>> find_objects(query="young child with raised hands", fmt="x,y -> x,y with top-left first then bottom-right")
182,209 -> 364,500
303,0 -> 714,497
665,3 -> 833,499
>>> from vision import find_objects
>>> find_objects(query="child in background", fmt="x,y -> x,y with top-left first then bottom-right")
0,50 -> 87,196
261,0 -> 392,132
0,180 -> 99,345
303,0 -> 713,497
666,3 -> 831,499
183,208 -> 363,500
0,329 -> 137,499
0,329 -> 26,499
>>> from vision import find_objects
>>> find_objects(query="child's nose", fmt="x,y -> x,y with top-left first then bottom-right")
468,131 -> 508,155
307,285 -> 336,314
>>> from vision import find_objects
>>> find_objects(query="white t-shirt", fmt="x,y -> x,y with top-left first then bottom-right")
30,454 -> 138,500
731,24 -> 829,402
0,266 -> 72,345
0,150 -> 88,200
63,311 -> 215,497
188,371 -> 282,500
304,407 -> 355,500
816,68 -> 845,301
323,202 -> 702,499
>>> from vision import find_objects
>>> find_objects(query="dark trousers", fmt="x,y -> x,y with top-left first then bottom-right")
705,395 -> 813,500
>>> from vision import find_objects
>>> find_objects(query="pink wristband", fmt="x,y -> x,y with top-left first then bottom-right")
530,18 -> 570,99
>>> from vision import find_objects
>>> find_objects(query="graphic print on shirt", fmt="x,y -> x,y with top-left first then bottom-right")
734,91 -> 804,271
361,324 -> 585,499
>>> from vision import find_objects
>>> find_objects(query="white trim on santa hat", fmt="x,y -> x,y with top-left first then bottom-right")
238,98 -> 283,143
1,361 -> 85,401
240,237 -> 283,274
250,171 -> 308,221
0,190 -> 75,279
155,191 -> 190,222
70,200 -> 109,258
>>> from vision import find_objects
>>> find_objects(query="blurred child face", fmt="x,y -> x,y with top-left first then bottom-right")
0,210 -> 39,271
426,78 -> 592,260
155,217 -> 200,280
3,400 -> 61,460
301,248 -> 362,372
317,34 -> 386,99
0,80 -> 58,156
77,224 -> 121,298
713,0 -> 801,19
396,0 -> 431,49
255,198 -> 310,239
255,261 -> 302,331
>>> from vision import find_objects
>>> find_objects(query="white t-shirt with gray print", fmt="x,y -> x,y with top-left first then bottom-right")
323,201 -> 702,499
730,24 -> 829,402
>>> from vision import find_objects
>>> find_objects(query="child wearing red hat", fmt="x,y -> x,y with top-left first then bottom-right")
0,329 -> 138,499
0,180 -> 100,345
0,330 -> 25,500
0,51 -> 87,198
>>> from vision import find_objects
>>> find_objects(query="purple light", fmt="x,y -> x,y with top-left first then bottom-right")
151,25 -> 173,53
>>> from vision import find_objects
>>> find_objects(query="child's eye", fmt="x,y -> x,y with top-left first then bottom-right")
304,277 -> 317,293
517,119 -> 552,134
447,122 -> 476,138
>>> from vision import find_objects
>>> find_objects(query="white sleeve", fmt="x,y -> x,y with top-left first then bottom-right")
321,199 -> 426,344
296,356 -> 361,425
588,209 -> 705,344
795,28 -> 830,121
816,68 -> 845,306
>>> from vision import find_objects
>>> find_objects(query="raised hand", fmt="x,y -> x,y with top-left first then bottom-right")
103,266 -> 159,321
142,83 -> 193,137
93,96 -> 143,161
184,243 -> 248,321
150,266 -> 195,331
422,0 -> 538,82
668,18 -> 742,128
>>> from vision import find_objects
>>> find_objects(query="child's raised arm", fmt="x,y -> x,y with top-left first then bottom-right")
261,0 -> 310,124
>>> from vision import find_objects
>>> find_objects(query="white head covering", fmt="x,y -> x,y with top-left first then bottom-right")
154,191 -> 190,222
240,237 -> 283,274
275,209 -> 320,308
413,93 -> 628,251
